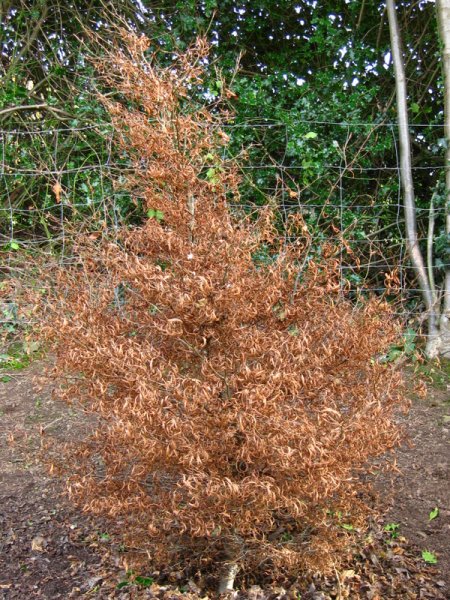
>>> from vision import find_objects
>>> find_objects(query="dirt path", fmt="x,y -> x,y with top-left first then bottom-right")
0,362 -> 449,599
381,376 -> 450,590
0,363 -> 119,598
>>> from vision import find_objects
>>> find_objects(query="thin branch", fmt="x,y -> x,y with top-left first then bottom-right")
0,104 -> 71,119
3,3 -> 49,84
427,191 -> 437,303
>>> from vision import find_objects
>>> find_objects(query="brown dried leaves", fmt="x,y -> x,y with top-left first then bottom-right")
38,32 -> 408,580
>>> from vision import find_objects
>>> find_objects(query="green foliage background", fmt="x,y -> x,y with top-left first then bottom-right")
0,0 -> 448,297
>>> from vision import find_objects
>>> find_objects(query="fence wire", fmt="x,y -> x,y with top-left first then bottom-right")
0,119 -> 446,335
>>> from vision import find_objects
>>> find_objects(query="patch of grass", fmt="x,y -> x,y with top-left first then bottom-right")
416,359 -> 450,392
0,340 -> 42,371
0,352 -> 31,370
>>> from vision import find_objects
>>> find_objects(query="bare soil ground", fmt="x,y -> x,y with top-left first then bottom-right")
380,377 -> 450,591
0,361 -> 449,599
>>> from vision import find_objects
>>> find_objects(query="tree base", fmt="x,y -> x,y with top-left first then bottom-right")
425,316 -> 450,358
218,562 -> 239,594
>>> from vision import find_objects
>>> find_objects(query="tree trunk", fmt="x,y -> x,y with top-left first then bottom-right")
436,0 -> 450,357
217,536 -> 243,593
387,0 -> 442,357
218,562 -> 239,594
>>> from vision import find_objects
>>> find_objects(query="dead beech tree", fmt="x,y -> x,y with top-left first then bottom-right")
38,31 -> 407,592
387,0 -> 450,357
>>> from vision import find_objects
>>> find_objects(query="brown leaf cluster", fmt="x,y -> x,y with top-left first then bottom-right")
38,33 -> 407,581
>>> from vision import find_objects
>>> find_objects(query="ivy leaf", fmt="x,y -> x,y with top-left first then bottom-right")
9,241 -> 20,250
384,522 -> 400,538
135,576 -> 153,587
429,507 -> 439,521
147,208 -> 164,222
206,167 -> 218,182
341,523 -> 354,531
304,131 -> 318,140
411,102 -> 420,114
422,550 -> 437,564
116,581 -> 130,589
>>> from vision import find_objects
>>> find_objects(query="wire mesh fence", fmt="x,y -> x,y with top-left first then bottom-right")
0,118 -> 447,334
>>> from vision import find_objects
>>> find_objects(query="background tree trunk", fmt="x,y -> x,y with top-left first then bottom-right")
387,0 -> 442,357
436,0 -> 450,357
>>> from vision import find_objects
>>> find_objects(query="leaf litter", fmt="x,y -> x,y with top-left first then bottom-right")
0,363 -> 448,598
